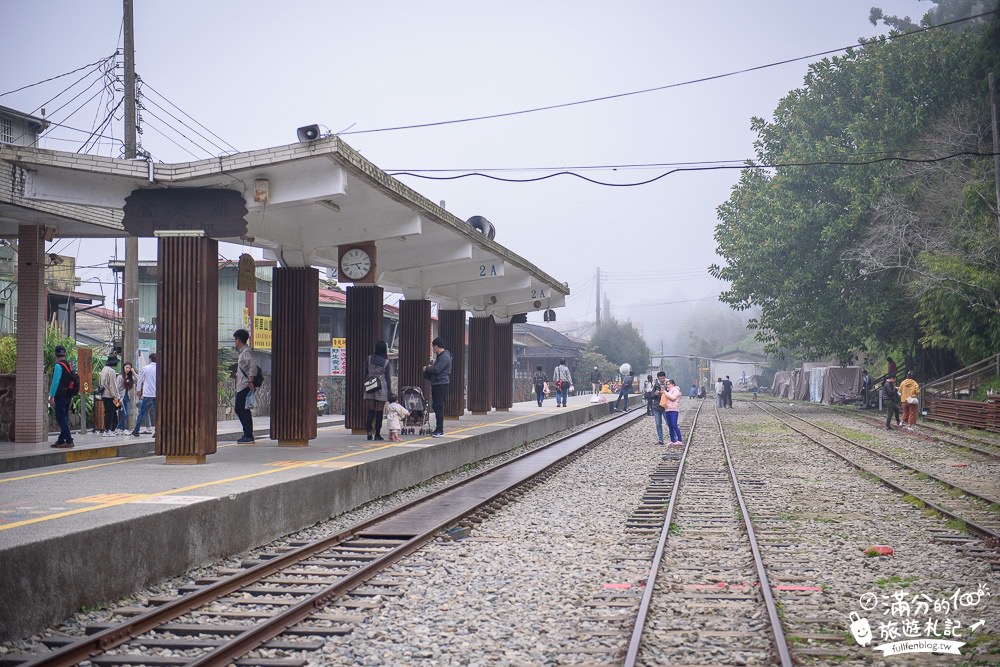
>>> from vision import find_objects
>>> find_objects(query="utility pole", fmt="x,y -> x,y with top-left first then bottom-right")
595,266 -> 601,327
122,0 -> 139,417
989,72 -> 1000,235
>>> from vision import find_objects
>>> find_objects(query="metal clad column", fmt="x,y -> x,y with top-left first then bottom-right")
14,225 -> 47,443
439,309 -> 465,420
271,267 -> 318,445
399,299 -> 431,399
345,285 -> 383,433
492,319 -> 513,411
468,315 -> 494,415
156,236 -> 218,464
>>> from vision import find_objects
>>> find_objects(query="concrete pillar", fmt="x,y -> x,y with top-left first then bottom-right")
345,285 -> 383,433
492,319 -> 513,411
398,299 -> 431,400
438,309 -> 465,420
468,315 -> 494,415
14,225 -> 48,443
271,267 -> 318,446
156,236 -> 219,464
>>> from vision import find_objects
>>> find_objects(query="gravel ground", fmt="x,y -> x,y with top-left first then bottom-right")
4,401 -> 998,667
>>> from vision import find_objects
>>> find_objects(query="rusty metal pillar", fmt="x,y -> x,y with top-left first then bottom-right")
468,315 -> 494,415
156,236 -> 218,464
271,267 -> 318,446
345,285 -> 383,433
439,309 -> 465,420
492,319 -> 513,411
399,299 -> 431,399
14,225 -> 47,443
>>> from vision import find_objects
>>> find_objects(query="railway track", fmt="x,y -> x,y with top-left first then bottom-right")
15,409 -> 646,667
756,403 -> 1000,543
622,400 -> 793,666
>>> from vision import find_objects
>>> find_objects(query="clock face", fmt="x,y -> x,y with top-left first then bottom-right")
340,247 -> 372,280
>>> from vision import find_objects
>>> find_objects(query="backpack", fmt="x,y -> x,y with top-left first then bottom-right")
56,360 -> 80,398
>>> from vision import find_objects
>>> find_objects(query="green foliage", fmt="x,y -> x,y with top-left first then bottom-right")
44,325 -> 78,371
576,349 -> 616,386
712,15 -> 994,363
0,336 -> 15,374
972,377 -> 1000,401
588,319 -> 651,374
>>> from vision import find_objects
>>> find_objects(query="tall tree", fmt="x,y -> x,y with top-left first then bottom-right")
589,319 -> 652,374
711,21 -> 984,362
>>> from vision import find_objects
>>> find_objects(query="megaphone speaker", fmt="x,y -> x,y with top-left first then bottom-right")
297,125 -> 321,142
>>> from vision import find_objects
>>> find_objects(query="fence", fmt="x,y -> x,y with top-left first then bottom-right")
923,353 -> 1000,399
924,397 -> 1000,433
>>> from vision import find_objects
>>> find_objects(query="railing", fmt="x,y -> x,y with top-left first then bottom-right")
924,397 -> 1000,433
923,353 -> 1000,399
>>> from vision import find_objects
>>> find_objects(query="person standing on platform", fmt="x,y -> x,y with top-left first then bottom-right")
131,353 -> 158,438
384,393 -> 409,443
117,361 -> 137,435
663,378 -> 684,445
234,330 -> 257,443
590,366 -> 601,395
424,337 -> 452,437
613,370 -> 634,412
882,375 -> 901,430
48,345 -> 75,449
99,353 -> 120,437
714,377 -> 725,408
533,365 -> 547,407
364,340 -> 392,441
723,375 -> 734,408
898,371 -> 920,431
552,358 -> 573,408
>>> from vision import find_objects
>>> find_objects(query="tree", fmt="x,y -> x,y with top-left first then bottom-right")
589,319 -> 651,374
711,18 -> 986,362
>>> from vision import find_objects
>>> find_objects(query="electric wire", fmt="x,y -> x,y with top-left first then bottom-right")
140,91 -> 235,156
139,80 -> 240,154
78,98 -> 124,154
340,9 -> 998,137
139,107 -> 214,159
0,52 -> 118,98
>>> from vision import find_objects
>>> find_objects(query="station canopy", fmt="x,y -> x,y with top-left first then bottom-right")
0,137 -> 567,320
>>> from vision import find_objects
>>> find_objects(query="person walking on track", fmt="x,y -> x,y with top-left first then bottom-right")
898,371 -> 920,431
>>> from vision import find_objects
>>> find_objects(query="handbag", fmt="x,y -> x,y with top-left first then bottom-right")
542,382 -> 550,395
364,376 -> 382,393
659,392 -> 669,409
906,397 -> 919,404
245,390 -> 257,409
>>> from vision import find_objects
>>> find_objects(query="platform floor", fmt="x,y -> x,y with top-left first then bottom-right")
0,393 -> 617,641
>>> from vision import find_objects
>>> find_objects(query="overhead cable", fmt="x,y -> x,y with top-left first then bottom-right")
0,52 -> 117,98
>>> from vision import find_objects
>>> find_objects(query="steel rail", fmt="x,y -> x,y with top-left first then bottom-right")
755,404 -> 1000,542
23,408 -> 645,667
714,405 -> 794,667
768,404 -> 1000,507
622,399 -> 703,667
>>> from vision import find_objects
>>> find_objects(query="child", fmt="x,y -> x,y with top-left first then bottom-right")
384,393 -> 410,443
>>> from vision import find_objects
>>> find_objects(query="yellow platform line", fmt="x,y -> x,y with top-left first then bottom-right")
0,409 -> 549,531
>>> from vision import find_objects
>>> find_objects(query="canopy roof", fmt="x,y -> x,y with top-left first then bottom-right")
0,136 -> 567,319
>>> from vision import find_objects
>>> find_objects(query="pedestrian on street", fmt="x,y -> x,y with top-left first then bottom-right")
424,337 -> 452,437
882,375 -> 901,430
99,353 -> 120,436
233,329 -> 258,443
899,371 -> 920,431
131,353 -> 157,437
533,365 -> 547,407
48,345 -> 75,449
590,366 -> 601,395
552,358 -> 573,408
364,340 -> 392,441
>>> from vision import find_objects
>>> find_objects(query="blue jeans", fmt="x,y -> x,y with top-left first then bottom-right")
535,385 -> 545,406
119,392 -> 131,430
55,395 -> 73,443
132,397 -> 156,435
615,388 -> 629,411
666,411 -> 682,443
556,386 -> 568,406
654,409 -> 667,443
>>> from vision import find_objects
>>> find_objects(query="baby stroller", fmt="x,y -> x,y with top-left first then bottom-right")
399,386 -> 430,435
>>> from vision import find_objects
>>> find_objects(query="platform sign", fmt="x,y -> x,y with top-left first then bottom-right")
253,316 -> 272,350
331,337 -> 347,377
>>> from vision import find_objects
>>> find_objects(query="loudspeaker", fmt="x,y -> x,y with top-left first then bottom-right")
296,125 -> 321,142
466,215 -> 496,240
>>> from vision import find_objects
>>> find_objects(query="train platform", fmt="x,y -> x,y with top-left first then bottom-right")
0,394 -> 615,642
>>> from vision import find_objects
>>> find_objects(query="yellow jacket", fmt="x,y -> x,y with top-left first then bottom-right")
899,378 -> 920,403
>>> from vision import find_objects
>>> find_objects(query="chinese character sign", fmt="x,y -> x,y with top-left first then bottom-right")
253,316 -> 272,351
331,338 -> 346,377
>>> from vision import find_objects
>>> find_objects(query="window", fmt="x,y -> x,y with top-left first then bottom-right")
0,118 -> 13,144
256,280 -> 271,317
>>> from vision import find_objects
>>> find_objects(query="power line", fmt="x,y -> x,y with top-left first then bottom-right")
340,10 -> 997,137
0,52 -> 117,98
139,80 -> 240,154
390,151 -> 1000,188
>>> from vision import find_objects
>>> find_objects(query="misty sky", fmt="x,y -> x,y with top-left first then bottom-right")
1,0 -> 930,351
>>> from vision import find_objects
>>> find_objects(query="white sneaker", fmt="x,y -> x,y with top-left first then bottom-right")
101,431 -> 115,438
140,428 -> 153,434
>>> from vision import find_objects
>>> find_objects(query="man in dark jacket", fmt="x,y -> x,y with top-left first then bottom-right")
424,337 -> 452,437
882,375 -> 901,430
